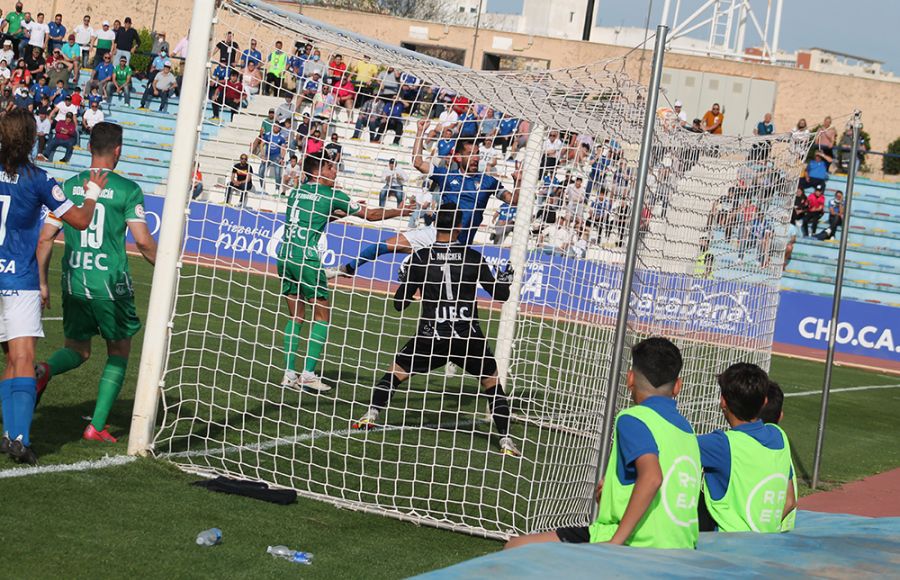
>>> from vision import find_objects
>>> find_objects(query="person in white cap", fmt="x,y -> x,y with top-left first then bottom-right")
0,41 -> 13,68
674,100 -> 687,127
93,20 -> 115,67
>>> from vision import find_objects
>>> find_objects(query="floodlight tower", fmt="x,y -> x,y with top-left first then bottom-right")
659,0 -> 783,63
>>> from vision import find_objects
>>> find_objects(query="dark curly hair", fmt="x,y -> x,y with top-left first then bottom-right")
0,108 -> 37,177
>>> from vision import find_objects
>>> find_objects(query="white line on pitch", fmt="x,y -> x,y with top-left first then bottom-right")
41,316 -> 63,321
0,454 -> 136,479
784,384 -> 900,398
166,419 -> 482,460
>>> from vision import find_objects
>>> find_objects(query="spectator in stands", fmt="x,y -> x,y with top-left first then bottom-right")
702,103 -> 724,134
0,40 -> 13,68
565,176 -> 588,232
426,105 -> 458,143
334,77 -> 355,113
495,115 -> 518,158
311,84 -> 336,122
799,150 -> 829,190
41,110 -> 77,162
826,190 -> 844,239
48,78 -> 68,105
112,17 -> 139,65
264,40 -> 287,96
12,84 -> 30,109
0,58 -> 10,83
50,92 -> 77,122
25,45 -> 45,82
791,187 -> 807,225
540,130 -> 563,179
47,13 -> 65,53
139,61 -> 178,112
0,86 -> 13,112
352,95 -> 378,140
107,55 -> 133,107
538,216 -> 577,256
586,187 -> 611,242
25,12 -> 49,57
32,76 -> 51,105
274,94 -> 294,127
491,201 -> 516,245
146,49 -> 169,86
370,97 -> 405,145
149,31 -> 169,67
211,69 -> 243,121
216,31 -> 240,67
241,60 -> 262,100
209,57 -> 228,103
479,137 -> 499,176
93,22 -> 114,67
258,123 -> 286,189
673,100 -> 687,127
10,57 -> 29,88
299,71 -> 321,104
240,38 -> 262,67
173,29 -> 189,62
836,126 -> 866,172
33,107 -> 50,151
686,118 -> 703,133
379,158 -> 406,207
803,184 -> 825,237
304,49 -> 325,80
73,15 -> 93,66
252,107 -> 276,154
325,132 -> 342,163
82,99 -> 104,134
754,113 -> 773,136
192,164 -> 203,200
352,54 -> 378,103
1,3 -> 26,57
327,53 -> 347,83
226,153 -> 253,206
281,154 -> 301,195
85,51 -> 113,95
15,11 -> 35,58
60,34 -> 80,76
305,129 -> 324,157
70,85 -> 82,109
377,66 -> 399,97
815,115 -> 837,161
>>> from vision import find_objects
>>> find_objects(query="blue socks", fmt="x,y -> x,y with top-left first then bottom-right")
347,242 -> 390,274
0,379 -> 12,437
1,377 -> 36,446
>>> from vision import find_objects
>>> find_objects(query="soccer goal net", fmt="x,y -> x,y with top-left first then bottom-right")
145,0 -> 810,539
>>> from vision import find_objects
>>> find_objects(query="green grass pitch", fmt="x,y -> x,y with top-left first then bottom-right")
0,255 -> 897,579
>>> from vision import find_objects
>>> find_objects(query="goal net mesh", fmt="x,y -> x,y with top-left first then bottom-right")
151,0 -> 811,539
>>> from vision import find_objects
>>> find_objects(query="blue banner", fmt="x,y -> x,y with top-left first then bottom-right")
774,291 -> 899,362
136,195 -> 899,364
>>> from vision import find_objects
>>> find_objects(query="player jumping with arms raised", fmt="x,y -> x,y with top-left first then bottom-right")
0,109 -> 103,464
279,155 -> 412,392
327,119 -> 519,278
352,205 -> 520,457
36,122 -> 158,442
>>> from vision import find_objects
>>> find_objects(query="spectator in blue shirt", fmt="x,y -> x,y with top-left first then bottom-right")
799,150 -> 829,191
458,107 -> 479,138
826,190 -> 844,240
754,113 -> 774,136
258,124 -> 286,190
369,98 -> 405,145
49,80 -> 68,105
47,13 -> 66,53
84,52 -> 114,96
495,115 -> 519,157
750,112 -> 774,161
240,38 -> 263,67
32,77 -> 52,106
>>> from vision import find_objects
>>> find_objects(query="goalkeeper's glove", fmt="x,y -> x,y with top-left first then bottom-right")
496,263 -> 515,284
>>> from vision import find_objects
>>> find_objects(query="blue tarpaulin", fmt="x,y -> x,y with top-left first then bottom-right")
419,512 -> 900,579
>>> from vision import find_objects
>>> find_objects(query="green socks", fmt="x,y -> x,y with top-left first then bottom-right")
284,320 -> 303,372
91,356 -> 128,430
304,321 -> 329,373
47,347 -> 85,377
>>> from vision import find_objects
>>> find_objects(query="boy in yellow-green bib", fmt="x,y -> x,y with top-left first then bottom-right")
506,337 -> 702,549
697,364 -> 797,533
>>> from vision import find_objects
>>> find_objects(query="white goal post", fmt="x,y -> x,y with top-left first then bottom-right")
128,0 -> 811,539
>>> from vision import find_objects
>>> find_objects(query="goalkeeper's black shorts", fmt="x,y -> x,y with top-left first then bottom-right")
395,323 -> 497,378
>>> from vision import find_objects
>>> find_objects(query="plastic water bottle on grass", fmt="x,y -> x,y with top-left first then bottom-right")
196,528 -> 222,546
267,545 -> 313,565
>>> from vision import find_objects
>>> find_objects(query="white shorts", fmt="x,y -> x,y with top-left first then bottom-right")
0,291 -> 44,342
402,225 -> 437,251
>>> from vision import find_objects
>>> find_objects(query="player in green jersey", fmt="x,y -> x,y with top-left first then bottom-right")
35,122 -> 157,442
279,155 -> 412,392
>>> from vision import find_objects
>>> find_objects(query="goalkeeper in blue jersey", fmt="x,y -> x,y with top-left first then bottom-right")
326,119 -> 520,279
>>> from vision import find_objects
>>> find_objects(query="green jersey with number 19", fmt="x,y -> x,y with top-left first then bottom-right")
54,170 -> 146,301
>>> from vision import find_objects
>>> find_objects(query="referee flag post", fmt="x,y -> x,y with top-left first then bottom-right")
591,25 -> 668,518
127,0 -> 217,456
